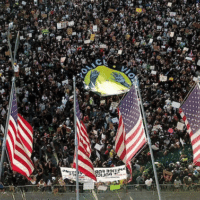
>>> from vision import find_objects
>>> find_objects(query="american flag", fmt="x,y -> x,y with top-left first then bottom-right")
179,84 -> 200,166
6,87 -> 34,179
73,94 -> 96,181
115,85 -> 147,180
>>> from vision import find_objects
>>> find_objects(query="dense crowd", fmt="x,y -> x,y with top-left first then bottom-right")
0,0 -> 200,191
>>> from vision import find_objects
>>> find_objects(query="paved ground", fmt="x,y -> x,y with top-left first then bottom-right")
1,190 -> 200,200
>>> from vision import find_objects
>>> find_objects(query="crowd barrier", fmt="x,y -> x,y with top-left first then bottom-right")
1,183 -> 200,194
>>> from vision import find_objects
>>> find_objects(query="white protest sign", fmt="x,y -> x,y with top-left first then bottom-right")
197,60 -> 200,66
98,185 -> 107,191
118,50 -> 122,55
170,32 -> 174,37
151,70 -> 157,75
177,122 -> 184,130
68,21 -> 74,26
94,144 -> 102,151
56,36 -> 62,41
22,1 -> 26,5
34,0 -> 38,6
9,22 -> 13,29
84,40 -> 91,44
150,66 -> 155,70
60,165 -> 127,183
193,77 -> 198,82
177,37 -> 182,41
168,2 -> 172,7
180,138 -> 185,146
100,44 -> 107,48
170,12 -> 176,16
93,25 -> 97,32
96,151 -> 100,159
160,75 -> 167,82
109,102 -> 118,110
112,117 -> 119,124
157,26 -> 162,30
57,23 -> 62,29
152,125 -> 162,131
186,57 -> 192,61
171,101 -> 180,108
83,182 -> 94,190
100,100 -> 106,105
28,33 -> 32,37
20,36 -> 24,40
38,34 -> 43,39
183,47 -> 189,52
149,39 -> 153,44
62,80 -> 68,85
60,57 -> 66,63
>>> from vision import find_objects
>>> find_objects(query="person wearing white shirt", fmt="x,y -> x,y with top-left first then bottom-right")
13,63 -> 19,77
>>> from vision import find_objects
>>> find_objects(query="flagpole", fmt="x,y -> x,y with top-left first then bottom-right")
73,76 -> 79,200
135,76 -> 162,200
0,77 -> 15,181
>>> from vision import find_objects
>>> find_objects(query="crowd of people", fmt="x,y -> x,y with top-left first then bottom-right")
0,0 -> 200,191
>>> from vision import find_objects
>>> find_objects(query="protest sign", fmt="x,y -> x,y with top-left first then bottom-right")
94,144 -> 103,151
170,32 -> 174,37
93,25 -> 97,32
186,57 -> 192,61
60,165 -> 127,183
177,122 -> 184,130
67,28 -> 73,35
62,80 -> 68,85
100,44 -> 107,48
96,151 -> 100,159
68,21 -> 74,26
90,34 -> 95,41
109,102 -> 118,110
112,117 -> 119,124
170,12 -> 176,16
100,100 -> 106,105
136,8 -> 142,13
168,2 -> 172,7
110,185 -> 120,191
171,101 -> 180,108
60,57 -> 66,63
193,77 -> 198,82
84,40 -> 90,44
98,185 -> 107,191
83,182 -> 94,190
118,50 -> 122,55
160,75 -> 167,82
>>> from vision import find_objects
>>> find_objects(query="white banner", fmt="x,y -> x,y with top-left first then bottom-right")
60,165 -> 127,183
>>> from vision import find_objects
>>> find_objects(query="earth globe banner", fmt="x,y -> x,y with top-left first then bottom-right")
78,59 -> 136,96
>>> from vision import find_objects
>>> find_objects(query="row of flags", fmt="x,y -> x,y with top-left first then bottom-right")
2,77 -> 200,183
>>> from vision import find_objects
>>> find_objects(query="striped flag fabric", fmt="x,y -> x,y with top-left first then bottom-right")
115,85 -> 147,180
179,83 -> 200,166
73,94 -> 96,181
6,87 -> 34,179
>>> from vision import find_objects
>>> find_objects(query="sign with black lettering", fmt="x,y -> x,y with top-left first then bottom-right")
60,165 -> 127,183
78,59 -> 136,96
